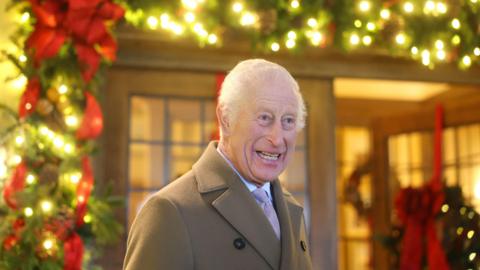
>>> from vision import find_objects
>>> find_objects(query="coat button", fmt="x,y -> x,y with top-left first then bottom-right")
300,240 -> 307,252
233,238 -> 246,250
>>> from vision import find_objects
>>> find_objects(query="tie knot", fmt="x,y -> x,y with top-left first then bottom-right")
252,188 -> 269,204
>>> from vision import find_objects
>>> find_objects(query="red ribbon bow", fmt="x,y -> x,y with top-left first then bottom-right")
3,162 -> 27,209
395,105 -> 449,270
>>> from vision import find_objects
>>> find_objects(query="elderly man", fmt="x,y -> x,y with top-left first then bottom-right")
124,59 -> 313,270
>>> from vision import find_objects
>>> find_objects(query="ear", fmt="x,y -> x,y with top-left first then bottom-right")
216,104 -> 232,137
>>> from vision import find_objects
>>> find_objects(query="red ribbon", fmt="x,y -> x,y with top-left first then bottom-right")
26,0 -> 124,82
3,162 -> 27,209
76,92 -> 103,140
18,78 -> 41,119
63,233 -> 83,270
395,105 -> 449,270
75,156 -> 94,226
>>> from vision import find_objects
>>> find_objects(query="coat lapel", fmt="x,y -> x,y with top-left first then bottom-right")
272,181 -> 304,270
193,142 -> 281,270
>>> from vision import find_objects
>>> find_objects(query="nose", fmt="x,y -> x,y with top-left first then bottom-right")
267,121 -> 284,147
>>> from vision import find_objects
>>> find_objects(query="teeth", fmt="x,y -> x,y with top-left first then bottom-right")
257,151 -> 280,161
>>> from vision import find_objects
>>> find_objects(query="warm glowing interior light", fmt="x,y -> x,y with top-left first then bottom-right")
359,0 -> 371,12
84,214 -> 92,223
435,40 -> 444,50
354,20 -> 362,28
380,9 -> 391,19
467,230 -> 475,239
452,35 -> 461,45
65,115 -> 79,127
421,50 -> 431,66
424,0 -> 435,12
70,173 -> 81,184
271,42 -> 280,51
311,31 -> 323,45
436,50 -> 446,60
287,31 -> 297,40
53,137 -> 65,148
19,55 -> 27,62
436,2 -> 447,13
11,155 -> 22,165
20,12 -> 30,23
403,2 -> 414,13
64,143 -> 74,154
232,2 -> 243,13
11,75 -> 27,91
182,0 -> 198,10
441,204 -> 449,213
474,47 -> 480,56
469,252 -> 476,261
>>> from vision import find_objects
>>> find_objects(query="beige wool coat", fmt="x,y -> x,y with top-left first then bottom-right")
124,142 -> 313,270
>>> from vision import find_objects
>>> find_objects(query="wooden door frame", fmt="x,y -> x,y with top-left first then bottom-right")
371,94 -> 480,269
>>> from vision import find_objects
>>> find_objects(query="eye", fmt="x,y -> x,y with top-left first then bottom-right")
258,113 -> 273,125
282,116 -> 296,130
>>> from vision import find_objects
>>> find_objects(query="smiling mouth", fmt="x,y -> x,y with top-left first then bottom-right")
256,151 -> 281,161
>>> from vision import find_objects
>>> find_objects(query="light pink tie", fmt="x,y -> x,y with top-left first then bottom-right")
252,188 -> 281,239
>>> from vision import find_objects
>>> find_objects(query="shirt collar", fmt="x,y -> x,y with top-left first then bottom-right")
216,147 -> 272,201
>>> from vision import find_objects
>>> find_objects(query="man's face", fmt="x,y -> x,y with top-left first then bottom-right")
223,78 -> 299,186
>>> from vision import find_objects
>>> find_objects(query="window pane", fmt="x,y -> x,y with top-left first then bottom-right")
170,146 -> 202,181
128,191 -> 156,228
169,99 -> 202,143
130,97 -> 164,141
203,101 -> 218,144
279,150 -> 306,193
129,144 -> 164,189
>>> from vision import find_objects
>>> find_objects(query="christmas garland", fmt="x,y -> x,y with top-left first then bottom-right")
0,0 -> 124,269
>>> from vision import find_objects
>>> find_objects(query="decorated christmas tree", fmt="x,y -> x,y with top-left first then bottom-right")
0,0 -> 124,268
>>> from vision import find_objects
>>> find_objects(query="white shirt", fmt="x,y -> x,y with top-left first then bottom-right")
216,147 -> 273,202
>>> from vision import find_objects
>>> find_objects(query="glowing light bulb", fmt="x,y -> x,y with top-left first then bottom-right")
160,14 -> 170,29
184,12 -> 195,23
170,23 -> 184,35
182,0 -> 198,10
359,0 -> 371,12
20,12 -> 30,23
467,230 -> 475,239
462,55 -> 472,67
457,227 -> 464,235
207,34 -> 218,44
441,204 -> 449,212
349,34 -> 360,45
58,84 -> 68,94
43,239 -> 54,250
19,55 -> 27,62
362,35 -> 372,46
285,39 -> 296,49
53,137 -> 65,148
366,22 -> 376,31
474,47 -> 480,56
232,2 -> 243,13
290,0 -> 300,9
78,195 -> 85,203
11,75 -> 27,91
436,50 -> 446,60
70,173 -> 81,184
421,50 -> 431,66
15,135 -> 25,146
380,9 -> 391,19
451,18 -> 461,29
472,0 -> 478,3
435,40 -> 444,50
11,155 -> 22,165
404,2 -> 414,13
307,18 -> 318,28
84,214 -> 92,223
26,174 -> 36,184
395,33 -> 406,45
311,31 -> 323,46
287,31 -> 297,40
271,42 -> 280,52
452,35 -> 461,45
65,115 -> 79,127
424,0 -> 435,12
354,20 -> 362,28
436,2 -> 447,13
24,207 -> 33,217
469,252 -> 476,261
240,12 -> 257,26
64,143 -> 74,154
41,200 -> 53,213
146,16 -> 158,29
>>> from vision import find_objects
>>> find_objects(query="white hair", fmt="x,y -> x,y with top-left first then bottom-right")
218,59 -> 306,135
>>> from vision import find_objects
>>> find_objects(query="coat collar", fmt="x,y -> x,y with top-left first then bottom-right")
192,142 -> 304,270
